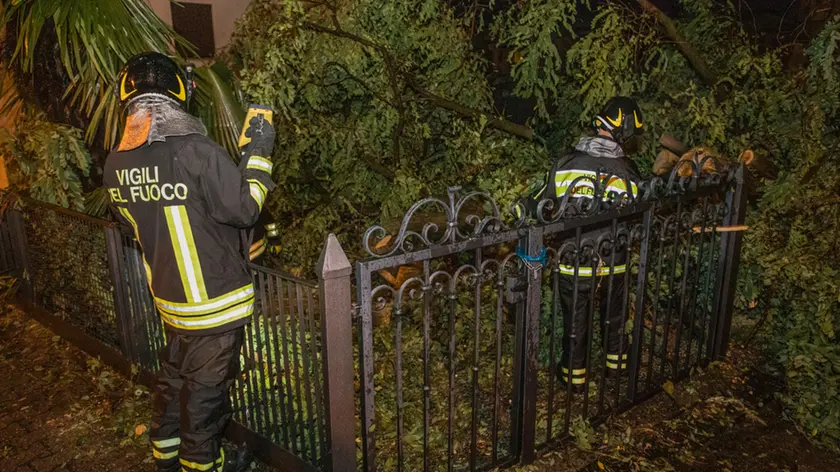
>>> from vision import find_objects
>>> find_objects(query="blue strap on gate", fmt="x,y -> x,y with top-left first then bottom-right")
516,246 -> 546,265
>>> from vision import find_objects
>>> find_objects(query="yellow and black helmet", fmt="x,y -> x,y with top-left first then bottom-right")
114,52 -> 195,110
592,96 -> 644,144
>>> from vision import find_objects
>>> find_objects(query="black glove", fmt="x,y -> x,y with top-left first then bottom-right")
243,114 -> 276,157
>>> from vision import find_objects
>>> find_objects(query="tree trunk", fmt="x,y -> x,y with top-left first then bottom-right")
740,150 -> 778,180
637,0 -> 718,87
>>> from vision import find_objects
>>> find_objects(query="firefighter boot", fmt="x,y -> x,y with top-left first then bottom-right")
223,445 -> 254,472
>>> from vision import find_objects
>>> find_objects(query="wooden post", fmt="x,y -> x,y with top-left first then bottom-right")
316,234 -> 356,472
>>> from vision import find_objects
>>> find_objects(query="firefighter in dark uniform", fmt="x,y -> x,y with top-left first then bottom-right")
104,52 -> 276,472
523,97 -> 644,390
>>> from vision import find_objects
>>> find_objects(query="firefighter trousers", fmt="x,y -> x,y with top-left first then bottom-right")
149,326 -> 244,472
559,269 -> 630,386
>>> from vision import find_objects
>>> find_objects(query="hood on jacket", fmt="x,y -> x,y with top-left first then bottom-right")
574,136 -> 625,159
118,96 -> 207,152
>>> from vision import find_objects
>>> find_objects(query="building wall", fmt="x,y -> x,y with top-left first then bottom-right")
146,0 -> 250,52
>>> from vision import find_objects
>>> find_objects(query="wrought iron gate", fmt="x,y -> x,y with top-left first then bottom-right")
352,161 -> 746,471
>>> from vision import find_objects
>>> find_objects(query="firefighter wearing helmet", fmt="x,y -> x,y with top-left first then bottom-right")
520,96 -> 644,391
104,52 -> 276,471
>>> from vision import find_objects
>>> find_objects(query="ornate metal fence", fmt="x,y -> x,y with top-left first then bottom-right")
351,161 -> 747,471
0,157 -> 747,472
0,197 -> 328,472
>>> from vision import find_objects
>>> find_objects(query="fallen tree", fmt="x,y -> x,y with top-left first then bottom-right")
228,1 -> 840,451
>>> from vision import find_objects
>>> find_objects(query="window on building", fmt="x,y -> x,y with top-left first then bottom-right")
170,2 -> 216,58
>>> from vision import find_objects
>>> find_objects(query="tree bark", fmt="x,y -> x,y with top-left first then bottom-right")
653,135 -> 687,176
360,155 -> 397,181
660,134 -> 687,155
740,150 -> 778,180
637,0 -> 718,87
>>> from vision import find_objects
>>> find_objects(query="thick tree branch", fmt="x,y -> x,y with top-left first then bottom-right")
406,76 -> 534,139
361,155 -> 397,180
300,21 -> 534,140
740,150 -> 779,180
660,134 -> 688,155
302,21 -> 382,51
637,0 -> 718,87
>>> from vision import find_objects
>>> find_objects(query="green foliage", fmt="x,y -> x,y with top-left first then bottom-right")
491,0 -> 582,120
0,112 -> 91,210
194,63 -> 247,160
1,0 -> 838,455
508,0 -> 840,447
1,0 -> 250,216
0,0 -> 191,149
229,0 -> 544,269
573,3 -> 840,449
23,203 -> 119,345
570,415 -> 595,451
227,0 -> 840,449
83,186 -> 110,218
365,274 -> 519,470
738,19 -> 840,452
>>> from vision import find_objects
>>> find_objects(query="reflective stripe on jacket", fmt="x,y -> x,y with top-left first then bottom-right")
521,137 -> 641,277
546,137 -> 641,202
104,134 -> 275,335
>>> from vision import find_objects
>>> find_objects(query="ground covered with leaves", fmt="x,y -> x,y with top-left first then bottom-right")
525,340 -> 840,472
2,305 -> 839,472
0,308 -> 151,471
0,306 -> 274,472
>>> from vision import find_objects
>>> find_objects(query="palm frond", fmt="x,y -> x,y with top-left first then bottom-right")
1,0 -> 195,150
194,63 -> 246,160
83,187 -> 110,218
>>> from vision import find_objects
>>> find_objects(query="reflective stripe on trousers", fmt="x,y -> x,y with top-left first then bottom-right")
150,327 -> 243,472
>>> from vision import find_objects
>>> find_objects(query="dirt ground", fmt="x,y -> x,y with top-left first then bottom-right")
0,307 -> 150,471
2,306 -> 839,472
525,336 -> 840,472
0,308 -> 272,472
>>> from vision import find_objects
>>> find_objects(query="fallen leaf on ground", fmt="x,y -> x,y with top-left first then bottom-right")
663,380 -> 675,397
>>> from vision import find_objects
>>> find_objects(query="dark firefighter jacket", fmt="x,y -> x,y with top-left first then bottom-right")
523,136 -> 641,277
104,134 -> 275,335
